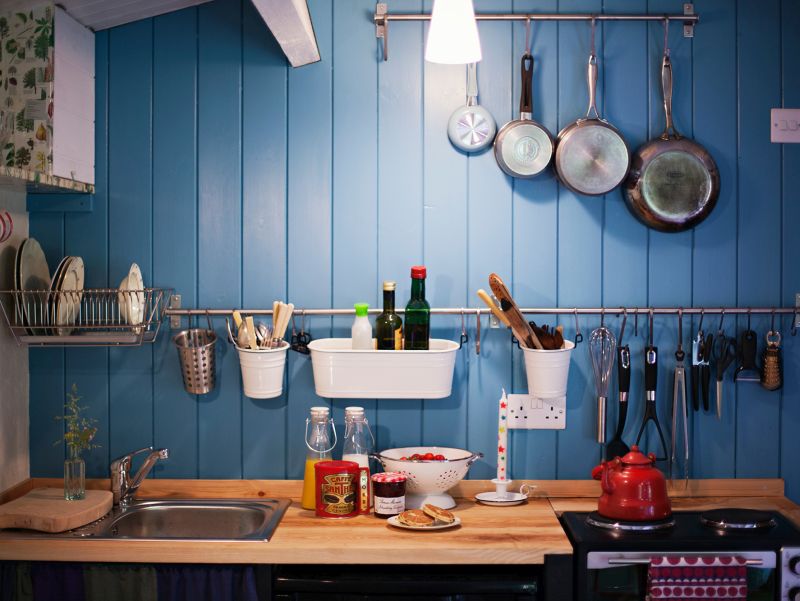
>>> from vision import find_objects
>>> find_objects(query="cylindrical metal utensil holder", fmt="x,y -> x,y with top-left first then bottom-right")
173,315 -> 217,394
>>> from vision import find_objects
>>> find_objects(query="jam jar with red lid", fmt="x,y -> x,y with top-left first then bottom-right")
371,472 -> 406,518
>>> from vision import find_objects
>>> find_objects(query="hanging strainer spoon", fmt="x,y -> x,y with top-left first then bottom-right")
589,313 -> 617,444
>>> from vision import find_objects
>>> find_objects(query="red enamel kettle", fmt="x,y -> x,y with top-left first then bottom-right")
591,445 -> 672,521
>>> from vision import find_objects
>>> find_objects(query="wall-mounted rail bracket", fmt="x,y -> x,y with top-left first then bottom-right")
169,294 -> 182,330
795,293 -> 800,331
375,3 -> 388,61
683,3 -> 695,38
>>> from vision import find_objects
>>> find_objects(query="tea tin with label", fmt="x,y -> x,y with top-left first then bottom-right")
314,460 -> 361,518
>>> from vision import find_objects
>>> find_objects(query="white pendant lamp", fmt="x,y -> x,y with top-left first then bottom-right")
425,0 -> 482,64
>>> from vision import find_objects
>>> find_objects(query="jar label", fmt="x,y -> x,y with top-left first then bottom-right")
375,495 -> 404,515
320,473 -> 356,515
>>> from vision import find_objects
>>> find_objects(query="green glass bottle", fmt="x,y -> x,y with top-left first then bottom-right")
375,281 -> 403,350
404,266 -> 430,350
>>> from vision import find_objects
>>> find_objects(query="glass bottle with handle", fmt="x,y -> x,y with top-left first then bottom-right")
404,266 -> 430,350
341,406 -> 375,513
301,407 -> 336,510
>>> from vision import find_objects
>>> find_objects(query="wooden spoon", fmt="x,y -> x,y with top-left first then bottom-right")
488,273 -> 543,350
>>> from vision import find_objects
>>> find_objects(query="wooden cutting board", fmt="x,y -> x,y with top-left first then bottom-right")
0,488 -> 112,533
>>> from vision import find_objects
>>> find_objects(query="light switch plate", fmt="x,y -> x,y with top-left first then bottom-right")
507,394 -> 566,430
771,109 -> 800,143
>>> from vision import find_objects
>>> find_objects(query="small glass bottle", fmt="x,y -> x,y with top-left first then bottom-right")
301,407 -> 336,510
341,406 -> 375,513
375,281 -> 403,350
404,266 -> 430,350
351,303 -> 373,350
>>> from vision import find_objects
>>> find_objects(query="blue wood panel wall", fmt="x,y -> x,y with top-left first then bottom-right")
27,0 -> 800,499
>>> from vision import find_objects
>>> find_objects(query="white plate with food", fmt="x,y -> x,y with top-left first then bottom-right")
387,515 -> 461,531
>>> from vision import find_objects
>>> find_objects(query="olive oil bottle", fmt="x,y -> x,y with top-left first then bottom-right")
404,266 -> 430,350
375,281 -> 403,350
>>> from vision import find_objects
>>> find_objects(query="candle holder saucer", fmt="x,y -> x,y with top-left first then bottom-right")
475,479 -> 533,507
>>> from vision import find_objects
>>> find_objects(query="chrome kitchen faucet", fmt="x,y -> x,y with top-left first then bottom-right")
110,447 -> 169,506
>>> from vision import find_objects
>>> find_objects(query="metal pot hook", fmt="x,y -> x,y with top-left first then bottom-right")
717,308 -> 725,336
459,309 -> 469,349
475,309 -> 481,355
573,308 -> 583,345
698,308 -> 705,334
618,307 -> 628,346
648,308 -> 655,347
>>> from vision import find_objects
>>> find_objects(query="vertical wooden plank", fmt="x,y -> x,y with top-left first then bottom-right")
466,0 -> 513,479
735,0 -> 782,478
62,29 -> 110,478
689,0 -> 738,478
509,0 -> 559,480
601,0 -> 649,458
197,0 -> 242,478
375,0 -> 424,450
329,0 -> 378,439
639,0 -> 693,466
286,0 -> 333,477
107,20 -> 154,462
241,1 -> 289,479
555,0 -> 603,479
152,8 -> 198,478
420,0 -> 467,450
780,0 -> 800,502
28,216 -> 64,476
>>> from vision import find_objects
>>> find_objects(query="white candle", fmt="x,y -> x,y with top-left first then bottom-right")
498,388 -> 508,481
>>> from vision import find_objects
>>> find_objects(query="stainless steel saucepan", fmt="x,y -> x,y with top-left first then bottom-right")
494,52 -> 553,178
623,27 -> 719,232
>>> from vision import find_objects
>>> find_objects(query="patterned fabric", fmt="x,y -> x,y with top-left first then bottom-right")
647,556 -> 748,600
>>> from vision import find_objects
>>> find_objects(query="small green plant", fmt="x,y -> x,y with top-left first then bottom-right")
54,384 -> 99,457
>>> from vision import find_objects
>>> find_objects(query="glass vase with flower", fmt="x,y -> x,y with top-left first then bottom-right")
56,384 -> 99,501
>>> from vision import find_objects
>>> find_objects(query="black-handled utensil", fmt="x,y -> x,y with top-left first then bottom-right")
735,329 -> 760,382
636,345 -> 668,462
701,334 -> 713,411
606,345 -> 631,460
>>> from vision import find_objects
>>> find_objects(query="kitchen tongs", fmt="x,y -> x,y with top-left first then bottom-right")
488,273 -> 543,349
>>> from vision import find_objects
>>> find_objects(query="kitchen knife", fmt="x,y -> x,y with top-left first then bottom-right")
476,289 -> 511,328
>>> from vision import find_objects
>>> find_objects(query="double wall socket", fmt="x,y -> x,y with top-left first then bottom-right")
507,394 -> 566,430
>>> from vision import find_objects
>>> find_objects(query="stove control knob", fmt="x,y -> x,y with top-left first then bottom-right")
790,556 -> 800,575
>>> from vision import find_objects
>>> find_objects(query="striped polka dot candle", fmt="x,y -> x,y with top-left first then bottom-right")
497,389 -> 508,481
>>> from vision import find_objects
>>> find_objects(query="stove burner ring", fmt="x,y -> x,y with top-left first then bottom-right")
586,512 -> 676,532
700,508 -> 777,531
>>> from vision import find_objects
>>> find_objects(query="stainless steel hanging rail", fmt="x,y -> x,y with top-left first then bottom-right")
374,2 -> 699,60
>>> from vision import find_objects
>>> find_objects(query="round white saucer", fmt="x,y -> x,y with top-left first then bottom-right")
475,491 -> 528,507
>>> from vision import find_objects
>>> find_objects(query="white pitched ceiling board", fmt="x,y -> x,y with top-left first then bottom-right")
249,0 -> 320,67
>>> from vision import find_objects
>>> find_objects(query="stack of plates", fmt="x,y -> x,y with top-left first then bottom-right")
13,238 -> 51,335
118,263 -> 144,325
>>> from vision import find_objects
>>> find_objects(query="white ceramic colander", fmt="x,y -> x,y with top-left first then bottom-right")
371,447 -> 483,509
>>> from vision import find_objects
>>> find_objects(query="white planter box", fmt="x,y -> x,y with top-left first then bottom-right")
308,338 -> 459,399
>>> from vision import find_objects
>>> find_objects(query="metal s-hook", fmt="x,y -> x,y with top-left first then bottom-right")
770,307 -> 776,335
589,15 -> 597,57
717,308 -> 725,336
698,308 -> 705,334
459,309 -> 469,349
475,309 -> 481,355
525,17 -> 532,54
676,308 -> 684,358
648,308 -> 655,347
634,308 -> 639,337
573,308 -> 583,345
662,17 -> 670,57
792,306 -> 798,337
747,308 -> 752,331
618,307 -> 628,346
600,307 -> 606,328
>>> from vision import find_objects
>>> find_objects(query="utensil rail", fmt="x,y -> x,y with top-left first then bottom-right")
0,288 -> 172,347
167,305 -> 799,357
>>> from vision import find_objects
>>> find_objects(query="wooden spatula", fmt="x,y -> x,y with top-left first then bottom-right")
488,273 -> 543,350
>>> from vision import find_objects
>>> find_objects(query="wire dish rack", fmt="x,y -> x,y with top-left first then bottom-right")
0,288 -> 171,347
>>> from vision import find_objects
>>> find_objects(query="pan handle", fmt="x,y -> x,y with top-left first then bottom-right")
520,53 -> 533,117
660,54 -> 681,140
585,54 -> 599,120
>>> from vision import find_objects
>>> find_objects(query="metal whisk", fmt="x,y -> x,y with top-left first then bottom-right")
589,315 -> 617,444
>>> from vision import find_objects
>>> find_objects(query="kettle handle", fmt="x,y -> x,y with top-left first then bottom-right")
592,460 -> 618,494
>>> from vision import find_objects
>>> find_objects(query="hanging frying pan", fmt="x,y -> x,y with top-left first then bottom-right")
623,27 -> 719,232
448,63 -> 496,153
554,22 -> 630,196
494,52 -> 553,178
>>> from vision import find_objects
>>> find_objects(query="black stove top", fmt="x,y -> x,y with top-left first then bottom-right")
562,510 -> 800,552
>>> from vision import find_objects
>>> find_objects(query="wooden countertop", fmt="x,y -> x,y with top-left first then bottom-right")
0,478 -> 796,565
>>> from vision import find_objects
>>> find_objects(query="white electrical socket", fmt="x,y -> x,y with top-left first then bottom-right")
771,109 -> 800,143
507,394 -> 566,430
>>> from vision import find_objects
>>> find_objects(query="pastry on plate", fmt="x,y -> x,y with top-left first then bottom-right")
422,504 -> 455,524
397,509 -> 435,528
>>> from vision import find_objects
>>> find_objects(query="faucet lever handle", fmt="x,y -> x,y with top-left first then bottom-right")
110,446 -> 154,472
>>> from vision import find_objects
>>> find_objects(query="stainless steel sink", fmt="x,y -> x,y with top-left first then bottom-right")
0,498 -> 290,541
